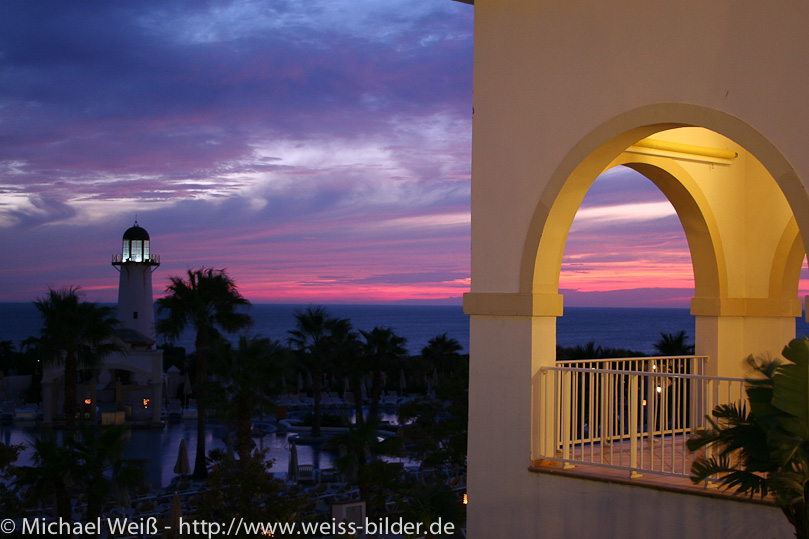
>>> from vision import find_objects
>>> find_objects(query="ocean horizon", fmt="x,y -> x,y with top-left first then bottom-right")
2,301 -> 808,356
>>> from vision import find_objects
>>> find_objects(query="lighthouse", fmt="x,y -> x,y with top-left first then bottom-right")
112,220 -> 160,343
42,220 -> 164,425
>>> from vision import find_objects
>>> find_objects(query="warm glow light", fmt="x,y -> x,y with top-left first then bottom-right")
84,398 -> 92,405
463,493 -> 468,505
143,398 -> 150,408
656,386 -> 662,393
642,399 -> 647,406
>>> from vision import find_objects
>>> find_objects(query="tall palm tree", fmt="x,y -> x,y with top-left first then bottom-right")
71,424 -> 144,523
18,432 -> 75,519
326,318 -> 365,426
332,415 -> 403,517
421,332 -> 463,377
361,326 -> 407,422
213,335 -> 286,464
288,306 -> 341,438
654,330 -> 695,356
687,338 -> 809,538
156,268 -> 252,479
27,287 -> 122,431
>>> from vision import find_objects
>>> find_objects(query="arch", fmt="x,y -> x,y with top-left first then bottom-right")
769,218 -> 806,300
620,160 -> 724,299
520,103 -> 809,301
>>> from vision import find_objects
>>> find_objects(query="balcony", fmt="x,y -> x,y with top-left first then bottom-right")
532,356 -> 745,485
112,253 -> 160,265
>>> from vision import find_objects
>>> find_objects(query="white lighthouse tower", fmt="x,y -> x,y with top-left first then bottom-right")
112,220 -> 160,343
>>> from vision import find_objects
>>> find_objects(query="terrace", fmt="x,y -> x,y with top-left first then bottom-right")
531,355 -> 745,488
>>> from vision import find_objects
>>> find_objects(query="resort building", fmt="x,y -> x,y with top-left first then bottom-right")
460,0 -> 807,537
41,222 -> 164,426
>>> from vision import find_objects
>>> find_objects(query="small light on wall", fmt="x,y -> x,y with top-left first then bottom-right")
642,399 -> 647,406
463,493 -> 468,505
143,398 -> 150,408
84,398 -> 92,405
656,386 -> 662,393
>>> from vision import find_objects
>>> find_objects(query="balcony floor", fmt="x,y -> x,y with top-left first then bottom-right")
531,434 -> 765,502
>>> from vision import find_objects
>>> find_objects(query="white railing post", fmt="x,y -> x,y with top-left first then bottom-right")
645,359 -> 655,441
599,370 -> 609,460
533,368 -> 544,462
628,373 -> 641,478
561,370 -> 573,467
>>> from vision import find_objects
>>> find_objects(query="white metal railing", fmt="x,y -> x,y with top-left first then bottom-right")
112,253 -> 160,264
535,356 -> 745,479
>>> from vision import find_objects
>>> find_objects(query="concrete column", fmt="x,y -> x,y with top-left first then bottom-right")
692,297 -> 802,378
464,292 -> 562,538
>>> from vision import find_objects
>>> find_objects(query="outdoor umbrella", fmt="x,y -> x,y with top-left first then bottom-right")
287,442 -> 298,483
168,491 -> 182,536
174,439 -> 190,475
116,484 -> 131,511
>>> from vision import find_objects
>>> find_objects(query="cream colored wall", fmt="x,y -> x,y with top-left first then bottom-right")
469,0 -> 809,296
464,0 -> 809,537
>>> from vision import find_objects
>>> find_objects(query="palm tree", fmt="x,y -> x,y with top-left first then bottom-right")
18,432 -> 75,519
287,306 -> 340,438
687,338 -> 809,538
213,335 -> 286,463
71,424 -> 144,523
327,318 -> 365,426
0,442 -> 23,519
27,287 -> 122,431
654,330 -> 695,356
421,333 -> 463,377
156,268 -> 252,479
332,415 -> 403,517
361,326 -> 407,422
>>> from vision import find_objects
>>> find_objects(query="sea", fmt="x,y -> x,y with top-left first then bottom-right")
3,302 -> 809,486
3,301 -> 809,356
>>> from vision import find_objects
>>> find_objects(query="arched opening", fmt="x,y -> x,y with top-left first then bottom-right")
557,165 -> 696,354
526,123 -> 806,373
526,119 -> 808,464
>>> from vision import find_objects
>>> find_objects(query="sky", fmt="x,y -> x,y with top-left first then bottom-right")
0,0 -> 805,308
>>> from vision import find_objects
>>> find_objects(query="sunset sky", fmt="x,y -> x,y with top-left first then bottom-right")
1,1 -> 806,307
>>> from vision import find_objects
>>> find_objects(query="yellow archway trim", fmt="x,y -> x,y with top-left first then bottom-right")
690,297 -> 802,317
523,139 -> 727,304
519,103 -> 809,308
618,159 -> 726,299
768,218 -> 806,300
463,292 -> 563,317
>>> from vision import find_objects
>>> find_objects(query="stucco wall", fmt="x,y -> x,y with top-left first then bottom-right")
469,0 -> 809,295
465,1 -> 809,537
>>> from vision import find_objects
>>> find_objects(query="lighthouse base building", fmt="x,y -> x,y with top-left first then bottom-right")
40,335 -> 163,426
41,222 -> 164,426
